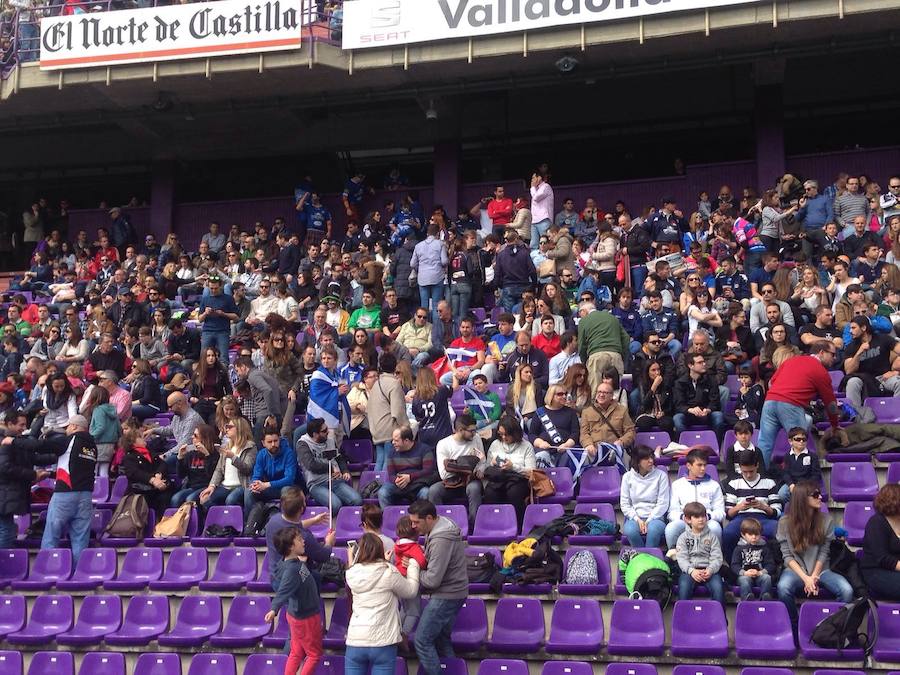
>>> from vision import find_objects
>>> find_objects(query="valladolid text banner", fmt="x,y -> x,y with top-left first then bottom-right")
40,0 -> 308,70
342,0 -> 761,49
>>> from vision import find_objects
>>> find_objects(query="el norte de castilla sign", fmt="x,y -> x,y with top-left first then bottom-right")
40,0 -> 309,70
341,0 -> 762,49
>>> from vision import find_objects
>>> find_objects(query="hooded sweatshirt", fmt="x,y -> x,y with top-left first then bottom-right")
419,516 -> 468,599
394,538 -> 427,576
676,524 -> 723,574
620,467 -> 671,522
668,474 -> 726,524
296,433 -> 348,490
346,560 -> 420,647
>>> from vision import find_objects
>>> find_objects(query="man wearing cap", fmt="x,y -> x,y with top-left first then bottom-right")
198,275 -> 238,365
24,415 -> 96,563
107,287 -> 148,330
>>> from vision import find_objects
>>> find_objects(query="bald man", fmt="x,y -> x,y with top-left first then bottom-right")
152,391 -> 204,472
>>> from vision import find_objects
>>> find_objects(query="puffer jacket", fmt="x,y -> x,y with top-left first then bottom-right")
345,559 -> 420,647
546,231 -> 575,274
591,234 -> 619,273
391,240 -> 416,301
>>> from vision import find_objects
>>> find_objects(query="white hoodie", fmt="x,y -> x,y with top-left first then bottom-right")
620,467 -> 670,521
668,474 -> 726,524
345,559 -> 420,647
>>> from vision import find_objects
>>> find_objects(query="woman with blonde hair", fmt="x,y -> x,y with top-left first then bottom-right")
214,395 -> 242,441
506,362 -> 541,423
198,416 -> 258,510
528,383 -> 580,467
558,363 -> 591,412
410,367 -> 456,450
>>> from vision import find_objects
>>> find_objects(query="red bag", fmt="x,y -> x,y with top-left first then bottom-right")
615,251 -> 631,287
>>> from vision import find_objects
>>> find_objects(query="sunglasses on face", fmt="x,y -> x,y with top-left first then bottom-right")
810,491 -> 822,499
791,436 -> 806,442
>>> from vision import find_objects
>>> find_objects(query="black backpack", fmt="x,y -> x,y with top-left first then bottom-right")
360,480 -> 382,500
632,567 -> 674,610
466,552 -> 498,583
243,503 -> 280,537
810,597 -> 878,658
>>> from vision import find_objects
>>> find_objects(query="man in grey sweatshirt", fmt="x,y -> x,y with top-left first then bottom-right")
407,499 -> 468,675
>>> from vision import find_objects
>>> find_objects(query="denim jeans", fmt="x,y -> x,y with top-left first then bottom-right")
205,485 -> 245,508
664,338 -> 683,358
0,514 -> 17,549
345,645 -> 397,675
374,442 -> 392,471
201,330 -> 231,366
419,284 -> 444,321
244,486 -> 281,516
19,22 -> 39,62
450,284 -> 472,322
428,481 -> 483,528
758,400 -> 811,469
309,481 -> 362,516
737,570 -> 773,599
679,570 -> 725,604
630,265 -> 648,295
666,519 -> 722,548
673,411 -> 725,437
378,482 -> 430,509
499,284 -> 530,312
778,568 -> 853,628
622,517 -> 667,548
132,404 -> 162,421
171,487 -> 204,508
415,598 -> 465,675
530,218 -> 551,249
41,491 -> 93,564
723,515 -> 778,561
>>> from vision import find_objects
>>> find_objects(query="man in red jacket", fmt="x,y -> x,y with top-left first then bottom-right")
486,186 -> 513,233
757,340 -> 846,468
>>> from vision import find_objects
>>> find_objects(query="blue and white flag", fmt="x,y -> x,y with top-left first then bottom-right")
308,367 -> 350,433
462,385 -> 495,419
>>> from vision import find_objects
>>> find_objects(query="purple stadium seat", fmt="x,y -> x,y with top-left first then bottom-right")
187,654 -> 236,675
722,429 -> 760,455
800,601 -> 867,660
359,470 -> 388,502
889,463 -> 900,484
486,597 -> 544,653
843,501 -> 875,545
490,383 -> 509,403
342,438 -> 374,470
417,658 -> 468,675
451,598 -> 488,652
577,467 -> 620,503
477,660 -> 529,675
740,670 -> 793,675
734,601 -> 796,658
262,607 -> 289,648
26,652 -> 74,675
78,653 -> 125,675
158,595 -> 222,648
56,595 -> 121,646
246,654 -> 289,675
316,655 -> 345,675
435,505 -> 469,538
615,548 -> 665,594
7,594 -> 73,645
569,503 -> 617,545
104,547 -> 163,590
542,467 -> 574,504
676,464 -> 720,482
605,666 -> 658,675
11,548 -> 71,590
22,510 -> 46,547
147,507 -> 199,546
545,598 -> 604,654
199,546 -> 256,591
0,595 -> 25,638
149,547 -> 208,591
101,475 -> 129,509
771,429 -> 791,466
541,664 -> 592,675
865,397 -> 900,423
450,388 -> 466,415
134,654 -> 182,675
394,658 -> 410,675
190,505 -> 243,546
335,505 -> 364,544
558,547 -> 610,595
90,509 -> 112,540
465,546 -> 502,593
0,549 -> 27,587
383,505 -> 409,539
810,671 -> 865,675
209,595 -> 271,647
636,432 -> 672,464
57,547 -> 117,591
323,595 -> 350,649
321,548 -> 349,594
104,595 -> 169,646
672,668 -> 725,675
671,600 -> 729,657
520,503 -> 565,536
830,462 -> 879,501
101,509 -> 156,547
469,504 -> 518,545
248,551 -> 272,592
874,603 -> 900,662
301,505 -> 330,540
607,599 -> 665,655
677,431 -> 720,461
0,651 -> 21,675
91,475 -> 110,505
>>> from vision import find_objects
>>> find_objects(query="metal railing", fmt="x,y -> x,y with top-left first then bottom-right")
0,0 -> 342,78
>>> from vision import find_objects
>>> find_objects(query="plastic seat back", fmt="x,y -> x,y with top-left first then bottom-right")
78,653 -> 125,675
134,653 -> 182,675
734,601 -> 796,659
186,654 -> 236,675
27,651 -> 74,675
520,504 -> 564,537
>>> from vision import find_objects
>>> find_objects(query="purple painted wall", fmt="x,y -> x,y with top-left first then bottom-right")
67,145 -> 900,249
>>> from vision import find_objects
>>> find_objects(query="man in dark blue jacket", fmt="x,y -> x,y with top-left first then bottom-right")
495,230 -> 537,311
714,256 -> 751,304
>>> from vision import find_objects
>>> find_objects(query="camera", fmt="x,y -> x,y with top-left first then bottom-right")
321,447 -> 339,461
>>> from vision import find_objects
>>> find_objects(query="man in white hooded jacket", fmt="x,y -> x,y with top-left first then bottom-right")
665,447 -> 726,548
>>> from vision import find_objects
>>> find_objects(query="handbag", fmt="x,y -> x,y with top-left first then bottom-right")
154,501 -> 193,538
537,258 -> 556,277
528,469 -> 555,502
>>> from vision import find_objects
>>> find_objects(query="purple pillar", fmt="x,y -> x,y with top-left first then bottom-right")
433,141 -> 460,213
149,161 -> 175,241
754,83 -> 785,192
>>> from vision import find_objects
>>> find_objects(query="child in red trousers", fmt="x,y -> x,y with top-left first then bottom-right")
265,526 -> 323,675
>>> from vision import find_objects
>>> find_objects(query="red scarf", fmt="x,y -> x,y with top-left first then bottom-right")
132,444 -> 152,463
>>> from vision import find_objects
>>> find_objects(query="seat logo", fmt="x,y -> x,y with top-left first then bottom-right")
370,0 -> 401,27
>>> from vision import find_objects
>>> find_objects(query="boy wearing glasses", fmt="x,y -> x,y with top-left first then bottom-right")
778,427 -> 821,504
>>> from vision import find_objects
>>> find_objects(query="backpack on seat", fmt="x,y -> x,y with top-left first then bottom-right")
105,494 -> 149,539
564,550 -> 599,585
810,597 -> 878,658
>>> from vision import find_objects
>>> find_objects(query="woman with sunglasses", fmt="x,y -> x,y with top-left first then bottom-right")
28,322 -> 63,362
529,384 -> 580,468
171,424 -> 220,508
686,289 -> 723,342
262,331 -> 303,395
776,481 -> 853,635
198,416 -> 258,510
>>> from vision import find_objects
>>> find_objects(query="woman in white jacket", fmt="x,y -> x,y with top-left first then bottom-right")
620,445 -> 670,548
345,533 -> 421,675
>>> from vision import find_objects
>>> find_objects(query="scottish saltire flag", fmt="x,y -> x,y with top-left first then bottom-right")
462,385 -> 495,419
308,367 -> 350,433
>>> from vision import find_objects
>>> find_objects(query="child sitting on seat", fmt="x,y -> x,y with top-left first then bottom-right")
676,501 -> 725,606
730,517 -> 775,600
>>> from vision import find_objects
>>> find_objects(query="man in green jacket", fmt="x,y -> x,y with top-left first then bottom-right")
577,300 -> 630,395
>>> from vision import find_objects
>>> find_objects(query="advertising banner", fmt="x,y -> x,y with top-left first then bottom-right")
40,0 -> 308,70
342,0 -> 761,49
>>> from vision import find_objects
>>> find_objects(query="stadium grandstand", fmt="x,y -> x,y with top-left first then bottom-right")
0,0 -> 899,674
